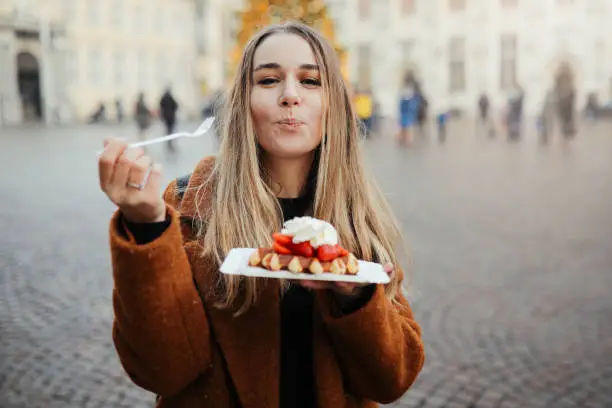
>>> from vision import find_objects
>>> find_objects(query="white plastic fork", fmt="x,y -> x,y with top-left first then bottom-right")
96,116 -> 215,156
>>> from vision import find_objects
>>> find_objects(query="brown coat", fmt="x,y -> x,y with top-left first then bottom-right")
110,156 -> 425,408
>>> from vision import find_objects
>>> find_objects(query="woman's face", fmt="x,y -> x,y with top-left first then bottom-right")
250,33 -> 324,160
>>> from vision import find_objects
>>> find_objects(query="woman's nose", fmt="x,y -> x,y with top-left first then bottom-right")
279,80 -> 301,107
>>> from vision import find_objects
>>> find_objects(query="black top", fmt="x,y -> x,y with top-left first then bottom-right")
278,195 -> 317,408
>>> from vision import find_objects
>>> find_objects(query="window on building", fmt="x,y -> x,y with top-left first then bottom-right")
87,0 -> 100,25
357,44 -> 372,90
400,40 -> 415,71
448,37 -> 465,92
402,0 -> 416,15
0,44 -> 9,93
500,34 -> 517,90
146,53 -> 155,89
137,50 -> 147,90
155,7 -> 165,33
182,11 -> 193,36
141,7 -> 151,33
156,54 -> 166,84
110,0 -> 123,28
88,49 -> 102,86
586,0 -> 601,15
501,0 -> 518,9
134,6 -> 144,31
113,51 -> 124,86
65,49 -> 78,84
63,0 -> 76,17
449,0 -> 466,12
358,0 -> 371,21
196,0 -> 206,18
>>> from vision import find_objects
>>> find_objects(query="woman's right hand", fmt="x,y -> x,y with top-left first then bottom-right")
98,138 -> 166,223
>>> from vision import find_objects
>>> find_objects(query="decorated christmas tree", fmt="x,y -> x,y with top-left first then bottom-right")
230,0 -> 347,80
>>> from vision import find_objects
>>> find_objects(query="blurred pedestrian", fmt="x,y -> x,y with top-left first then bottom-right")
135,93 -> 152,143
416,85 -> 428,136
371,99 -> 381,135
98,21 -> 424,408
556,87 -> 576,139
478,93 -> 490,123
354,89 -> 374,138
555,64 -> 576,138
89,102 -> 107,123
204,90 -> 225,141
506,85 -> 524,139
584,93 -> 599,121
538,89 -> 556,142
398,74 -> 421,144
116,98 -> 124,123
159,88 -> 179,152
477,93 -> 495,137
437,108 -> 450,142
202,90 -> 223,119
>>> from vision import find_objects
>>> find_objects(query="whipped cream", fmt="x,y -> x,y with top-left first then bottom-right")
281,216 -> 338,248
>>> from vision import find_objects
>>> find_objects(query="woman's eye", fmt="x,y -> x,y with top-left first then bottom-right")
258,78 -> 279,85
302,78 -> 321,87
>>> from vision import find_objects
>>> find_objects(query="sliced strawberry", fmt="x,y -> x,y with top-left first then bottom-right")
272,233 -> 293,246
316,244 -> 342,262
288,241 -> 314,257
337,245 -> 349,257
273,242 -> 292,255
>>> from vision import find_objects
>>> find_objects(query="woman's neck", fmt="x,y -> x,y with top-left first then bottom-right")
264,153 -> 314,198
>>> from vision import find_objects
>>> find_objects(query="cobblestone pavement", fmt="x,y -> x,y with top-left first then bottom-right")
1,120 -> 611,407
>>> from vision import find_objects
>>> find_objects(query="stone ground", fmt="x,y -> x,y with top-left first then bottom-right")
1,119 -> 611,408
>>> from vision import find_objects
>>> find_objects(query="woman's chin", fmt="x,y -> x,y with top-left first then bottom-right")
264,139 -> 318,159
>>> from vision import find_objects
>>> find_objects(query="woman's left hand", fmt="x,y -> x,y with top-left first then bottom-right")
295,263 -> 395,298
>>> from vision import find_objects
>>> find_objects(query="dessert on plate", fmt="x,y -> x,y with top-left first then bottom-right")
248,216 -> 359,275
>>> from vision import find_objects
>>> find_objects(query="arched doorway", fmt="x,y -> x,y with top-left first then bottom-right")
17,52 -> 43,121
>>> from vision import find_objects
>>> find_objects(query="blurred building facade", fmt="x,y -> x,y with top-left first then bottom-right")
0,0 -> 206,125
328,0 -> 612,118
195,0 -> 245,95
4,0 -> 611,125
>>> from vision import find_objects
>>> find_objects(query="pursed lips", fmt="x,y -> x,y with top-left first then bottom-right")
277,118 -> 304,126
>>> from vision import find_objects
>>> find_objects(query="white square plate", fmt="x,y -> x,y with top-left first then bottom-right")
220,248 -> 390,284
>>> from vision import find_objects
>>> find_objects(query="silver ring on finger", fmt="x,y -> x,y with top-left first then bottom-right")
126,164 -> 153,191
126,181 -> 146,190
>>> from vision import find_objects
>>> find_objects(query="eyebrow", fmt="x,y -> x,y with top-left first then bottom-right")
253,62 -> 320,72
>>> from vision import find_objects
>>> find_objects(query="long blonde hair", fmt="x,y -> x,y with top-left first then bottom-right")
198,22 -> 407,314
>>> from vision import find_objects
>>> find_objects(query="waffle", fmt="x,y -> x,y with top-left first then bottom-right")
248,248 -> 359,275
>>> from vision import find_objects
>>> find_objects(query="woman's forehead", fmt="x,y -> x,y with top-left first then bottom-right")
253,33 -> 317,69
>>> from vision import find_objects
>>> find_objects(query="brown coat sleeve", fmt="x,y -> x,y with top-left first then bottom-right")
315,273 -> 425,404
110,181 -> 211,397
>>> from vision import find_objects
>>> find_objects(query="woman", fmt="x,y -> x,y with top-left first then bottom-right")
98,22 -> 424,408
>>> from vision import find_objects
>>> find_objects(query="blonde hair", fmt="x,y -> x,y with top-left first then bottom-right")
198,22 -> 407,315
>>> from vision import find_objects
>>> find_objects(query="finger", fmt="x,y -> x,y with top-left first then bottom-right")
111,147 -> 145,188
98,138 -> 128,189
144,162 -> 163,195
127,155 -> 153,187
